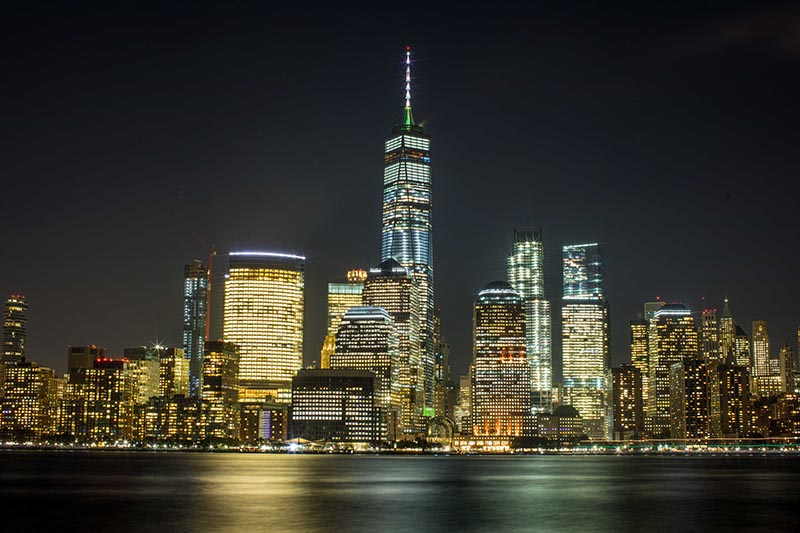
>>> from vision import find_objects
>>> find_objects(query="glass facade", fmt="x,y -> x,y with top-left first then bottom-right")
380,48 -> 434,414
561,243 -> 609,439
507,228 -> 551,412
222,252 -> 305,404
471,282 -> 530,437
320,270 -> 366,368
183,260 -> 208,399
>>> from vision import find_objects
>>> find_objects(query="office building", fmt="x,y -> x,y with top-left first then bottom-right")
2,294 -> 27,364
84,358 -> 135,442
362,258 -> 423,433
507,227 -> 552,412
331,306 -> 402,439
159,347 -> 189,399
561,243 -> 609,439
471,282 -> 530,438
67,345 -> 107,374
719,297 -> 736,359
733,325 -> 751,368
708,358 -> 750,438
380,47 -> 434,415
700,308 -> 719,362
223,251 -> 305,404
611,364 -> 643,440
183,259 -> 209,398
669,358 -> 709,440
203,340 -> 240,441
290,369 -> 381,443
320,269 -> 366,368
779,342 -> 795,394
648,303 -> 698,437
630,319 -> 649,412
0,361 -> 59,438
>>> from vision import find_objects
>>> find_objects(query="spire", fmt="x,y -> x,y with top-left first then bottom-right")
403,45 -> 415,126
721,295 -> 733,319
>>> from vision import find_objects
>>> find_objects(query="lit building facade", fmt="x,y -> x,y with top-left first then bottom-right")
700,308 -> 719,362
67,345 -> 107,374
203,340 -> 240,441
84,358 -> 136,442
719,297 -> 736,360
779,342 -> 795,394
159,347 -> 189,399
183,259 -> 209,398
734,325 -> 751,369
0,361 -> 59,438
561,243 -> 609,439
331,306 -> 402,439
361,258 -> 423,432
630,319 -> 649,413
669,358 -> 709,440
507,227 -> 552,412
471,282 -> 530,438
290,369 -> 381,443
223,251 -> 305,404
320,269 -> 366,368
611,364 -> 643,440
708,358 -> 750,438
647,304 -> 699,437
380,47 -> 434,415
2,294 -> 27,364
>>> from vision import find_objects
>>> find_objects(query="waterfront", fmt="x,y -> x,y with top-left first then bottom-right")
1,452 -> 799,531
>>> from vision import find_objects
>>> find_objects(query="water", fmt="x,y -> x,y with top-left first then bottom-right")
1,452 -> 798,532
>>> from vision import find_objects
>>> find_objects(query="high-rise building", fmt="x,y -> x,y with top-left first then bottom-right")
669,358 -> 709,440
454,370 -> 472,434
561,243 -> 609,439
158,347 -> 189,399
0,361 -> 59,438
2,295 -> 27,364
183,259 -> 209,399
471,282 -> 530,438
611,364 -> 643,440
700,308 -> 719,362
733,325 -> 751,368
507,228 -> 552,412
629,319 -> 649,412
644,301 -> 665,322
320,269 -> 366,368
290,369 -> 381,443
124,349 -> 160,406
84,358 -> 135,442
719,297 -> 736,359
647,303 -> 699,437
223,251 -> 305,404
202,340 -> 240,441
708,358 -> 750,438
331,306 -> 402,439
380,47 -> 434,416
751,320 -> 781,397
779,342 -> 795,394
361,258 -> 422,433
67,345 -> 107,373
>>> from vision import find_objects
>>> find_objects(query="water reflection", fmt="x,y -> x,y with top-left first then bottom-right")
0,453 -> 798,532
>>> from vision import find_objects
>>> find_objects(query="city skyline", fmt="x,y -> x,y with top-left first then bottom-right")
2,4 -> 800,379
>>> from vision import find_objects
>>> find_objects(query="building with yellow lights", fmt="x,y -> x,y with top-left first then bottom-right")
0,361 -> 60,439
320,269 -> 366,368
223,251 -> 305,404
203,340 -> 240,441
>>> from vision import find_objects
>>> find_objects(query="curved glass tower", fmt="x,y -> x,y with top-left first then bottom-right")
381,47 -> 434,413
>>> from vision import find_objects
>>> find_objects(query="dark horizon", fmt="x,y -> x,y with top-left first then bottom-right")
2,2 -> 799,378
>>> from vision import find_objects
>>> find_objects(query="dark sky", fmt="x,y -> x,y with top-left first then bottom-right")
2,2 -> 799,379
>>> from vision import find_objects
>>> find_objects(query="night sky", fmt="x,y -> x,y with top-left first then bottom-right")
2,2 -> 799,379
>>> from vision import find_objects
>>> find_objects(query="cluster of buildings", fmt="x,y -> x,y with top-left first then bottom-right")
1,49 -> 799,451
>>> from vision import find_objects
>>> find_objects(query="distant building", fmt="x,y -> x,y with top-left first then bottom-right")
700,309 -> 719,362
67,345 -> 107,374
611,364 -> 643,440
84,358 -> 136,442
471,282 -> 530,438
240,402 -> 287,443
290,369 -> 381,443
0,361 -> 59,438
719,297 -> 736,360
223,251 -> 305,404
362,258 -> 423,433
734,325 -> 751,369
535,405 -> 584,442
453,370 -> 472,434
648,304 -> 699,437
669,358 -> 709,440
561,244 -> 609,439
183,259 -> 209,399
321,269 -> 366,368
202,340 -> 240,441
159,347 -> 189,399
2,294 -> 27,364
629,319 -> 649,413
507,227 -> 552,412
331,306 -> 402,439
708,358 -> 750,438
779,343 -> 795,394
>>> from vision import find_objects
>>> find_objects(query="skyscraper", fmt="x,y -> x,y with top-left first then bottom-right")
361,258 -> 422,432
629,319 -> 649,411
647,303 -> 699,436
669,358 -> 709,440
222,251 -> 305,404
471,282 -> 530,437
700,308 -> 719,362
779,342 -> 795,394
320,269 -> 366,368
752,320 -> 781,397
202,340 -> 240,441
611,364 -> 644,440
561,243 -> 609,439
719,297 -> 736,359
158,347 -> 189,399
183,259 -> 209,398
3,294 -> 27,364
380,47 -> 434,415
507,227 -> 552,412
331,306 -> 402,439
708,358 -> 750,438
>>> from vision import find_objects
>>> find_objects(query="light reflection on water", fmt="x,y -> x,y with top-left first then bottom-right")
1,452 -> 798,532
